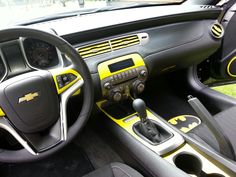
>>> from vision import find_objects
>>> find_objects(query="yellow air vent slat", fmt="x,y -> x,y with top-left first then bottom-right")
111,35 -> 140,50
78,41 -> 111,58
77,35 -> 141,59
211,23 -> 224,39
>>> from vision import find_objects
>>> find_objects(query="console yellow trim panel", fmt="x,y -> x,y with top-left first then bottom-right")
97,53 -> 145,80
96,100 -> 184,156
164,144 -> 229,176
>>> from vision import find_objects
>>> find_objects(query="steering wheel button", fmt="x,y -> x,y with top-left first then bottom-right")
64,81 -> 71,86
69,73 -> 77,81
56,75 -> 62,82
58,82 -> 64,88
62,75 -> 69,82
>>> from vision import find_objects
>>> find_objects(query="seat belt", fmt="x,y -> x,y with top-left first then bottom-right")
188,95 -> 235,160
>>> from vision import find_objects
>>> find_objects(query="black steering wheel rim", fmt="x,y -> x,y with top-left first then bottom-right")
0,27 -> 94,163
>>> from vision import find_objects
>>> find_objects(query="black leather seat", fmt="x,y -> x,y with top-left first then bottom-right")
83,162 -> 143,177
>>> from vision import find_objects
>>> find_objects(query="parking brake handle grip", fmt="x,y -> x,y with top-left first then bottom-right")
188,95 -> 235,160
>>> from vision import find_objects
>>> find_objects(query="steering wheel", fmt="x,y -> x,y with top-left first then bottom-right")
0,27 -> 94,163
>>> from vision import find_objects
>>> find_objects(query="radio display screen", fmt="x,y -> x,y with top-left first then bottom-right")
108,59 -> 134,73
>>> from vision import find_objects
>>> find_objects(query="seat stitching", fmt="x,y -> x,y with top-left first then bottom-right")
111,165 -> 132,177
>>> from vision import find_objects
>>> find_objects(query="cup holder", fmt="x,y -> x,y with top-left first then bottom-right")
174,153 -> 225,177
174,153 -> 202,176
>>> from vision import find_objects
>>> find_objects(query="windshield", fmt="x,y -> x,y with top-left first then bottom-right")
0,0 -> 183,28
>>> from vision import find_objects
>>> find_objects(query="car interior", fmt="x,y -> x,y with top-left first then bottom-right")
0,0 -> 236,176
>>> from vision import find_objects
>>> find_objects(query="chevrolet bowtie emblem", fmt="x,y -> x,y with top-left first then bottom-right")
18,92 -> 39,103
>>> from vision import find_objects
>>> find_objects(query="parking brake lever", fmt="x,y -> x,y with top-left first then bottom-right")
188,95 -> 235,160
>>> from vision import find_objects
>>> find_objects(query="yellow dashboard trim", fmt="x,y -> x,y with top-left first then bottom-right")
227,56 -> 236,77
97,53 -> 145,80
0,107 -> 5,117
50,68 -> 82,94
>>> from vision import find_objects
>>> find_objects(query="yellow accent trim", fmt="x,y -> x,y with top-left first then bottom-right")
211,28 -> 221,37
227,56 -> 236,77
110,36 -> 138,44
50,68 -> 82,94
168,116 -> 186,125
78,42 -> 110,52
81,49 -> 111,58
213,25 -> 222,33
80,47 -> 111,56
168,115 -> 201,133
72,89 -> 81,96
180,122 -> 198,133
97,53 -> 145,80
0,107 -> 5,117
112,42 -> 140,51
164,144 -> 229,176
96,100 -> 184,153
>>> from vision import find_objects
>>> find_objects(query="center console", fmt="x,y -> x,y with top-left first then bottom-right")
96,53 -> 233,177
97,53 -> 148,102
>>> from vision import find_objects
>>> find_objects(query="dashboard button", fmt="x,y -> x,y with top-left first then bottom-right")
118,74 -> 122,79
140,70 -> 147,78
104,82 -> 112,90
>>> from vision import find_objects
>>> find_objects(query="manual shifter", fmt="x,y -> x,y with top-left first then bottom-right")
132,99 -> 166,144
132,99 -> 148,123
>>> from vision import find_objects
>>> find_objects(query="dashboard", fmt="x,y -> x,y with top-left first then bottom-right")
0,5 -> 224,100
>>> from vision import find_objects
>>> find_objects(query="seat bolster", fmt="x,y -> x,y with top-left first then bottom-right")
83,162 -> 143,177
83,164 -> 114,177
111,162 -> 143,177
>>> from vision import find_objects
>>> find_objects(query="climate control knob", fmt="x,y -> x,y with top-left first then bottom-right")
104,82 -> 112,90
132,80 -> 145,94
109,89 -> 122,102
139,70 -> 147,78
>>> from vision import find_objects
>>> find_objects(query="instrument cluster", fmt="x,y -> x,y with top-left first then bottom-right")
23,38 -> 60,69
0,38 -> 61,82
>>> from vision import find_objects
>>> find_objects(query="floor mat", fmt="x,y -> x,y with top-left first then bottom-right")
168,115 -> 201,133
0,144 -> 94,177
74,126 -> 124,169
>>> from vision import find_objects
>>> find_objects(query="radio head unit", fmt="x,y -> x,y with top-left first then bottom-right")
98,54 -> 148,102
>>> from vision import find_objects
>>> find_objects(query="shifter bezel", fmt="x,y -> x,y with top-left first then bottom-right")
96,99 -> 184,155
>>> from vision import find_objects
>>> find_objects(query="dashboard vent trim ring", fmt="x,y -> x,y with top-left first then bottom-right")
211,23 -> 224,39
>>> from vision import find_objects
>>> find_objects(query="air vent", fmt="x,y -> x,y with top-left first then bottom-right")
211,23 -> 224,39
77,33 -> 147,59
200,5 -> 215,9
110,35 -> 140,51
78,41 -> 111,58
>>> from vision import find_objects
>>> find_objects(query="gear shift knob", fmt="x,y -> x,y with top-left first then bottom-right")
132,99 -> 147,122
